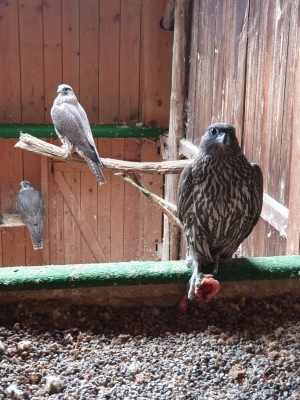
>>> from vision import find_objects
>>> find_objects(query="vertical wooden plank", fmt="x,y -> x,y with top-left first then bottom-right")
186,0 -> 200,143
286,1 -> 300,255
18,0 -> 44,123
48,140 -> 65,265
99,0 -> 120,124
192,0 -> 217,145
140,0 -> 173,128
119,0 -> 141,124
97,138 -> 112,261
163,0 -> 191,261
63,171 -> 82,264
110,139 -> 125,262
79,0 -> 99,123
0,140 -> 25,267
123,139 -> 141,262
241,0 -> 262,257
41,156 -> 50,265
81,169 -> 98,264
139,139 -> 163,261
62,0 -> 80,93
43,0 -> 63,123
0,0 -> 21,123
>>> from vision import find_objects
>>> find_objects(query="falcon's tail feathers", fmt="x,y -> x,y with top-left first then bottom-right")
83,155 -> 106,185
30,234 -> 43,250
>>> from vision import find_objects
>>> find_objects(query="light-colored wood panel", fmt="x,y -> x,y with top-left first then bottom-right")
110,139 -> 125,262
62,171 -> 82,264
140,139 -> 162,261
79,0 -> 99,123
99,0 -> 120,124
54,171 -> 106,263
48,139 -> 65,265
80,169 -> 98,263
140,0 -> 173,128
192,0 -> 216,145
123,139 -> 142,261
119,0 -> 141,124
97,138 -> 112,261
18,0 -> 44,123
0,0 -> 21,123
43,0 -> 63,123
62,0 -> 80,93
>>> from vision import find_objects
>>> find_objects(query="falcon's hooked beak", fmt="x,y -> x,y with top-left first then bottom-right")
216,132 -> 227,145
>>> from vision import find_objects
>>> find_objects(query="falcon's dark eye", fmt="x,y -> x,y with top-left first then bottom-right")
230,129 -> 234,136
210,128 -> 217,136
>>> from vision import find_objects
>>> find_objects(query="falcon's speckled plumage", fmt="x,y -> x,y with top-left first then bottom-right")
17,181 -> 45,250
178,123 -> 263,301
51,84 -> 106,185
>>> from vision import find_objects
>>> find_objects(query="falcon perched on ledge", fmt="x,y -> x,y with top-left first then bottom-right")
17,181 -> 45,250
51,84 -> 106,185
177,123 -> 263,306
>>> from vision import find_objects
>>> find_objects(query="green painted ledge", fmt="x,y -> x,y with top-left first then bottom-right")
0,124 -> 164,139
0,256 -> 299,293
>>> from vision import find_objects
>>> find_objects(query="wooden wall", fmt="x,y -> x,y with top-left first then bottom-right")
0,0 -> 173,267
187,0 -> 300,257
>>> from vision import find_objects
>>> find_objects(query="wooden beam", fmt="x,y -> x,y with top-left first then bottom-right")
0,214 -> 25,228
54,171 -> 107,263
163,0 -> 192,261
179,138 -> 289,238
261,194 -> 288,238
161,0 -> 175,30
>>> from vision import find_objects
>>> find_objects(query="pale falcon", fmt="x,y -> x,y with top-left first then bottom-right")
51,84 -> 106,184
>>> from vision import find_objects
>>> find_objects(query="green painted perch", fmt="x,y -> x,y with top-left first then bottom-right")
0,124 -> 164,139
0,257 -> 299,293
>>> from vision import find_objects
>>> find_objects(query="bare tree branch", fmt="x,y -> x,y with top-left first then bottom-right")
115,173 -> 183,229
15,133 -> 192,175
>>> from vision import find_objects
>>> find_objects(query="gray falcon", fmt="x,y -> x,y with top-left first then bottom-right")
177,123 -> 263,302
51,84 -> 106,184
17,180 -> 45,250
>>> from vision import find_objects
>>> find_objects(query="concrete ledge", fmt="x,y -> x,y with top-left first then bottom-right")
0,257 -> 299,307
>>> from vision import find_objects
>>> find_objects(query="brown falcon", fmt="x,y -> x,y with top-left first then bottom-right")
177,123 -> 263,303
17,181 -> 45,250
51,84 -> 106,185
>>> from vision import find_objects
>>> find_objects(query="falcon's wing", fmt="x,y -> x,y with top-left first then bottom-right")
51,103 -> 99,163
222,162 -> 263,258
177,162 -> 194,223
245,162 -> 263,237
17,190 -> 45,241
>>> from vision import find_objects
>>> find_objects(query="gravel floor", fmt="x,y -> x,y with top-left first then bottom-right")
0,294 -> 300,399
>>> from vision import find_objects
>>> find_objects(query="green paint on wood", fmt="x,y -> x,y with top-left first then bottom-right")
0,124 -> 164,139
0,256 -> 299,293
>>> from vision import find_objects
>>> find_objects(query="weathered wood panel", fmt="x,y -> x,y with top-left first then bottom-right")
186,0 -> 298,258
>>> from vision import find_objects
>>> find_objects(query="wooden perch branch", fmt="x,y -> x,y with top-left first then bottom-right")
115,173 -> 183,229
15,133 -> 192,175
